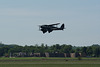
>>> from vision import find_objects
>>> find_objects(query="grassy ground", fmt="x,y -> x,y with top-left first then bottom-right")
0,57 -> 100,67
0,64 -> 100,67
0,57 -> 100,60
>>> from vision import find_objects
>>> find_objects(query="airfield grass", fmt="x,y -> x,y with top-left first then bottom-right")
0,57 -> 100,60
0,57 -> 100,67
0,64 -> 100,67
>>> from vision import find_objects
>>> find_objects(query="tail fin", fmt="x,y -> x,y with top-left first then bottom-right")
60,24 -> 65,30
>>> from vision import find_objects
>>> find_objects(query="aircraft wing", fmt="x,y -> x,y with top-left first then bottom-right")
49,23 -> 60,26
39,23 -> 60,27
41,29 -> 47,34
42,30 -> 47,34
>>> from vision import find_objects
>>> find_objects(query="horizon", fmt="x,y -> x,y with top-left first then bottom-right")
0,42 -> 99,47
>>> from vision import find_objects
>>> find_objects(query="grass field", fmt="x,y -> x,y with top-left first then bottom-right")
0,64 -> 100,67
0,57 -> 100,67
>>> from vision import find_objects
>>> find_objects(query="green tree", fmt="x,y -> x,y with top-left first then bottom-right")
86,47 -> 93,57
61,44 -> 72,53
81,46 -> 87,56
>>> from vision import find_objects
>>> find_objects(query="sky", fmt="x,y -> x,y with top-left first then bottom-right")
0,0 -> 100,46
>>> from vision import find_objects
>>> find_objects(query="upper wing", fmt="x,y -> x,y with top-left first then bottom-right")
49,23 -> 60,26
39,23 -> 60,27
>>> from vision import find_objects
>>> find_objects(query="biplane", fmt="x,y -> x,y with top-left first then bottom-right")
39,23 -> 65,34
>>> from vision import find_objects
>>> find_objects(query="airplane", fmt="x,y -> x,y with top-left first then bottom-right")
39,23 -> 65,34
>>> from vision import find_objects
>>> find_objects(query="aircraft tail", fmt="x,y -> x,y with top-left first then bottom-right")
60,24 -> 65,30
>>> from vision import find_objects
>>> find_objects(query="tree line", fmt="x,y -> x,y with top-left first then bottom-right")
0,43 -> 100,57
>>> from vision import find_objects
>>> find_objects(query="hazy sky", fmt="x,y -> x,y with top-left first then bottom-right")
0,0 -> 100,46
